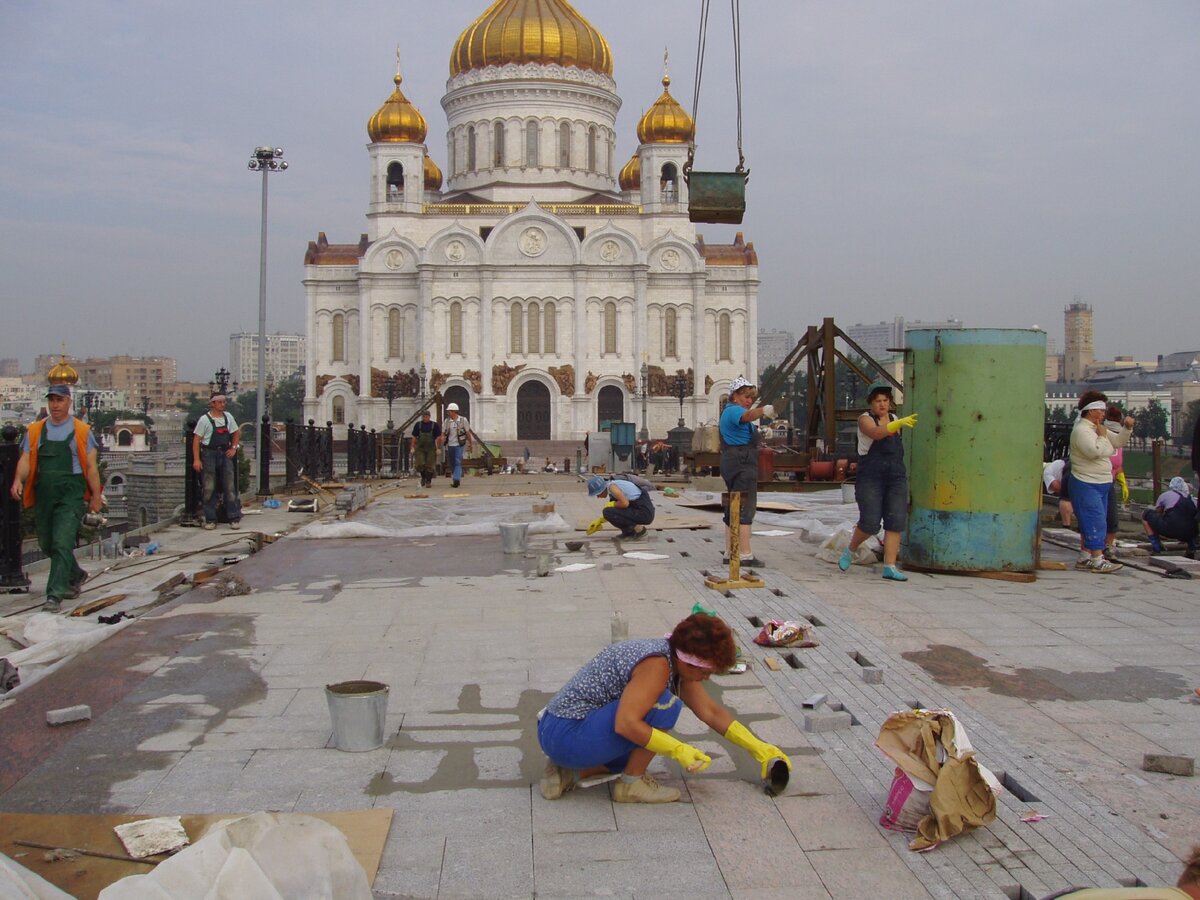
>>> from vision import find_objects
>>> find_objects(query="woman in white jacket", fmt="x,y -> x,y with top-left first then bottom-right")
1069,391 -> 1134,574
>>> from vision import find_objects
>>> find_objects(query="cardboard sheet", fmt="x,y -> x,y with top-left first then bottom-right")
0,808 -> 392,900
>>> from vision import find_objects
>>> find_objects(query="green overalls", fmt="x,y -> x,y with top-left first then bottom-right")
34,430 -> 87,601
413,423 -> 437,485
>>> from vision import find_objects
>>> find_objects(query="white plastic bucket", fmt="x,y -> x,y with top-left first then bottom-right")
499,522 -> 529,554
841,482 -> 856,504
325,680 -> 389,751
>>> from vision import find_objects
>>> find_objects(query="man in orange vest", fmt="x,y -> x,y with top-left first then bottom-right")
9,385 -> 103,610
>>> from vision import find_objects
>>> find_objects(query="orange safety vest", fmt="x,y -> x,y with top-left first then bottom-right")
21,417 -> 94,509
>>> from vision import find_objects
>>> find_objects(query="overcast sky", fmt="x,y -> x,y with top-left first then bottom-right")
2,1 -> 1197,381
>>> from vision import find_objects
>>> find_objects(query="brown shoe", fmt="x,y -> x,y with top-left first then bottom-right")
612,774 -> 680,804
539,759 -> 577,800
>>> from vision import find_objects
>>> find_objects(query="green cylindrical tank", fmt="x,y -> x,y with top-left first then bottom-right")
903,328 -> 1046,572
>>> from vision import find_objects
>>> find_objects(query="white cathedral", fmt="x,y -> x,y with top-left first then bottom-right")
302,0 -> 759,442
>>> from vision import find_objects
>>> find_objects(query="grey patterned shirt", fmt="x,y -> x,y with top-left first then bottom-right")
545,638 -> 676,719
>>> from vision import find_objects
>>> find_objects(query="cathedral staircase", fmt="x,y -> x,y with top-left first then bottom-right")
494,440 -> 586,472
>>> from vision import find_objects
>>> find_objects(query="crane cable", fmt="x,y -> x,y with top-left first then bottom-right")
686,0 -> 746,180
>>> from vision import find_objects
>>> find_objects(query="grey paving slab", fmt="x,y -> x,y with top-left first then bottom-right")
806,847 -> 936,899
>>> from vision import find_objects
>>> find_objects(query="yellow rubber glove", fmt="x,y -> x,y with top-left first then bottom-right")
886,413 -> 918,434
1115,471 -> 1129,503
724,720 -> 791,780
585,516 -> 607,535
645,728 -> 711,773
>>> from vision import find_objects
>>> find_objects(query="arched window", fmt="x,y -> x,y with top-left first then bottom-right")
603,302 -> 617,354
449,137 -> 456,175
117,429 -> 133,447
661,162 -> 678,202
665,307 -> 677,359
543,301 -> 556,354
525,120 -> 540,167
558,121 -> 571,168
467,126 -> 477,171
493,121 -> 505,168
386,162 -> 404,197
718,312 -> 732,362
449,301 -> 463,355
388,308 -> 401,358
527,302 -> 540,355
511,303 -> 523,354
587,126 -> 597,171
332,313 -> 345,362
331,395 -> 345,424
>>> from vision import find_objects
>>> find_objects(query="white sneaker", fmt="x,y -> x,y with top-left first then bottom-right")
203,522 -> 216,531
230,520 -> 241,530
1086,557 -> 1122,574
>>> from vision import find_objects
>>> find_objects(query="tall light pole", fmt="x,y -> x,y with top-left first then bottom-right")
248,145 -> 288,493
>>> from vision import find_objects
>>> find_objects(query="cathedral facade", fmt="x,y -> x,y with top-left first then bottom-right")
303,0 -> 759,441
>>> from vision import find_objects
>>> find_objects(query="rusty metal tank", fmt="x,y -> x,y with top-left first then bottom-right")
903,328 -> 1046,572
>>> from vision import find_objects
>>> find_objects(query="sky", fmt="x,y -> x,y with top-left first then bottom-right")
2,1 -> 1198,381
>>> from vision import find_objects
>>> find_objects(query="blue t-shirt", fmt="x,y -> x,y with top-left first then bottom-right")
21,417 -> 97,475
719,402 -> 754,446
609,479 -> 642,502
546,638 -> 674,719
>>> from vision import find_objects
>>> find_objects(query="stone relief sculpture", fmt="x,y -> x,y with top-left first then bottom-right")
462,369 -> 483,394
430,370 -> 448,394
367,368 -> 420,398
548,364 -> 575,395
705,375 -> 714,395
584,371 -> 599,394
492,362 -> 526,394
622,373 -> 637,394
317,373 -> 361,397
644,366 -> 695,396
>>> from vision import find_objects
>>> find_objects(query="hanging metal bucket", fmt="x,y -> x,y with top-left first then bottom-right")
687,170 -> 747,224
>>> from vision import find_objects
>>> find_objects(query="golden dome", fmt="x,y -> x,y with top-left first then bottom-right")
618,152 -> 640,191
423,154 -> 443,191
47,356 -> 79,385
368,74 -> 428,143
636,74 -> 693,144
451,0 -> 613,78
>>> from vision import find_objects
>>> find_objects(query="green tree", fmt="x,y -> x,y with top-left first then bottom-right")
1134,399 -> 1169,446
1046,406 -> 1070,424
176,392 -> 209,421
1181,399 -> 1200,445
89,408 -> 150,430
271,376 -> 304,424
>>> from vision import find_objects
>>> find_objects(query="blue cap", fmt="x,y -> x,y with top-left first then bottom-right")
587,475 -> 608,496
45,385 -> 71,398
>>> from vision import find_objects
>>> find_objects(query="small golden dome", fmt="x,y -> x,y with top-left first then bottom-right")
368,74 -> 428,144
636,74 -> 693,144
451,0 -> 613,78
618,153 -> 640,191
423,154 -> 443,191
47,356 -> 79,385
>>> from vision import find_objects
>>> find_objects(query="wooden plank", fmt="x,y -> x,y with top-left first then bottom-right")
68,595 -> 127,617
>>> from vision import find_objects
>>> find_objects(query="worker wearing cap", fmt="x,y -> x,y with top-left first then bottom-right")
9,385 -> 103,610
719,376 -> 775,567
437,403 -> 472,488
587,474 -> 654,538
410,409 -> 441,488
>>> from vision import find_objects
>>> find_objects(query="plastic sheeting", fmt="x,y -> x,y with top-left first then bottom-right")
0,613 -> 134,702
0,851 -> 71,899
98,812 -> 371,899
673,489 -> 868,547
293,497 -> 571,540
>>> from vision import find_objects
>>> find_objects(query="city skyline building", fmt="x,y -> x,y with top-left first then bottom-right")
757,328 -> 795,380
229,332 -> 305,390
1063,300 -> 1094,383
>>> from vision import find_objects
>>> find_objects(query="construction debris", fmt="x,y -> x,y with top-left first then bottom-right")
46,705 -> 92,726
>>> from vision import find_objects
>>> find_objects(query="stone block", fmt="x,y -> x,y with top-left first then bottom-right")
46,705 -> 92,725
803,710 -> 852,733
861,667 -> 884,684
1142,753 -> 1194,777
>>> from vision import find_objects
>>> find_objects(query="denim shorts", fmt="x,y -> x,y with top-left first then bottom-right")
855,457 -> 907,534
537,687 -> 682,772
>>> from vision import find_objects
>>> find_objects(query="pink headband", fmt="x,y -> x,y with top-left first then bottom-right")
674,648 -> 717,670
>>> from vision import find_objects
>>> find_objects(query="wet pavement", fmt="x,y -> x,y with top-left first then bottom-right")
1,473 -> 1197,898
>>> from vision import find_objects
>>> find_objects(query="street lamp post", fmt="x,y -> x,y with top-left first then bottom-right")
674,374 -> 687,427
248,145 -> 288,494
210,368 -> 237,396
384,377 -> 398,430
639,362 -> 649,442
418,362 -> 427,402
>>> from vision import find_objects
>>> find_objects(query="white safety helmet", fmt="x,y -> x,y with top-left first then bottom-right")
447,402 -> 459,411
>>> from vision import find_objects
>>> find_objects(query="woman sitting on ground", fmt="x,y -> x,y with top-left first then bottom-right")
537,613 -> 791,804
1142,476 -> 1198,557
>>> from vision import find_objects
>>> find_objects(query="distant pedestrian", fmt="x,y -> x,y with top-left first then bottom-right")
438,402 -> 472,488
587,474 -> 654,538
9,385 -> 103,610
719,376 -> 774,567
1069,391 -> 1132,574
1141,477 -> 1198,556
410,409 -> 441,488
192,394 -> 241,530
839,382 -> 916,581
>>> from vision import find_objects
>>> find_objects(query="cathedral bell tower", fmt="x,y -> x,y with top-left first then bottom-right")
367,55 -> 431,222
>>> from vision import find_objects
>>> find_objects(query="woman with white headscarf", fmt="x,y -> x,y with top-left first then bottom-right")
1141,476 -> 1198,556
1069,390 -> 1133,574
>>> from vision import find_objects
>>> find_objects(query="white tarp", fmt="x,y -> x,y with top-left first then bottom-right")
0,851 -> 72,899
294,496 -> 571,540
0,613 -> 135,702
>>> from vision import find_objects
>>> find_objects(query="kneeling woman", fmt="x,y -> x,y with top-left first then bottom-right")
538,613 -> 790,803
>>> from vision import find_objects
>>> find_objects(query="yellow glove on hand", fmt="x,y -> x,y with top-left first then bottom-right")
605,500 -> 616,508
1115,471 -> 1129,503
886,413 -> 918,434
585,516 -> 607,536
724,720 -> 791,780
645,728 -> 711,773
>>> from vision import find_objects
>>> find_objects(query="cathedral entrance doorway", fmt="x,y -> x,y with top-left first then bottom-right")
597,385 -> 624,429
443,385 -> 470,421
516,381 -> 551,440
